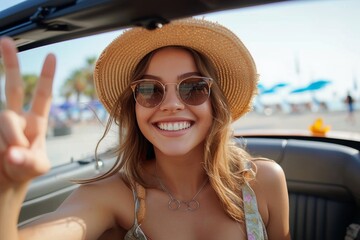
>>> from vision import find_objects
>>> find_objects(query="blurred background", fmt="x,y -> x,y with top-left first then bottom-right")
0,0 -> 359,166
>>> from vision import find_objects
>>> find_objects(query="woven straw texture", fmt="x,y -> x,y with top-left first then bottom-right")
94,18 -> 257,120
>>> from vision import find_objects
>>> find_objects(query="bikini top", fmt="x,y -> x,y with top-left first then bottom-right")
124,182 -> 268,240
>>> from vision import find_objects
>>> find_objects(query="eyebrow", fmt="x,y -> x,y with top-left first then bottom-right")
141,72 -> 201,81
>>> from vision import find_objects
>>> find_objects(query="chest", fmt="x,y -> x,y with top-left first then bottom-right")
138,188 -> 247,240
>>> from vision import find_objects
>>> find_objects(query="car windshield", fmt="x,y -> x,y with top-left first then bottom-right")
0,0 -> 359,168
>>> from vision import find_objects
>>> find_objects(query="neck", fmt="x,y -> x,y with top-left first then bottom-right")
154,148 -> 208,200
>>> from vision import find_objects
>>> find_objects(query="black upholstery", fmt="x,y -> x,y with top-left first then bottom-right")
20,138 -> 360,240
289,193 -> 355,239
242,138 -> 360,240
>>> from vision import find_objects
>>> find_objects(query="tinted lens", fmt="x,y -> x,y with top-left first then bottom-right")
134,81 -> 164,107
179,78 -> 210,105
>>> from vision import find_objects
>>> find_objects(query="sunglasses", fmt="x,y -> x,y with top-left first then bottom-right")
130,76 -> 213,108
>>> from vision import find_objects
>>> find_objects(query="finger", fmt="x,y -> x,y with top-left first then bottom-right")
30,53 -> 56,117
0,37 -> 24,113
0,111 -> 29,148
3,146 -> 50,183
0,137 -> 6,153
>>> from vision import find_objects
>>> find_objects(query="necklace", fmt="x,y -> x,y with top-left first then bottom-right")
156,174 -> 208,212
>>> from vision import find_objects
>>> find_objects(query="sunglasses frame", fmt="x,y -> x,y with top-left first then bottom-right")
130,76 -> 213,108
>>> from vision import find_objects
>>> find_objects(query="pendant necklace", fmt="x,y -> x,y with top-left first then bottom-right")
156,173 -> 208,212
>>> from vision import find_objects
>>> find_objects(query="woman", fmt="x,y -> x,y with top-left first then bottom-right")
0,18 -> 290,239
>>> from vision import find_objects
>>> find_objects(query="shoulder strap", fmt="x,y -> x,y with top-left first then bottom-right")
124,184 -> 147,240
135,183 -> 146,224
242,182 -> 267,240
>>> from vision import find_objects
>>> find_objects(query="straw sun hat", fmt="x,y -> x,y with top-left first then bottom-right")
94,18 -> 258,121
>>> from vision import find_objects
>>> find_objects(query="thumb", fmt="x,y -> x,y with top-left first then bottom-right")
3,146 -> 50,183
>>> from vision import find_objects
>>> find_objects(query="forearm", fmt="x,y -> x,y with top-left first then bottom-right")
0,183 -> 29,240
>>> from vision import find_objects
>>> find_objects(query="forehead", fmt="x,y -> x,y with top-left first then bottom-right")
151,46 -> 194,61
144,47 -> 199,80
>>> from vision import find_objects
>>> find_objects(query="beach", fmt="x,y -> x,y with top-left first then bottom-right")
47,110 -> 360,167
233,110 -> 360,133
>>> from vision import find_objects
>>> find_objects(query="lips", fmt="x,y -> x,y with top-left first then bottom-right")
156,121 -> 192,131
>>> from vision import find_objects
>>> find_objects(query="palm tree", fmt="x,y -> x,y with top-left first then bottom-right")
61,56 -> 97,102
82,57 -> 104,121
83,56 -> 97,100
63,69 -> 88,101
60,56 -> 97,121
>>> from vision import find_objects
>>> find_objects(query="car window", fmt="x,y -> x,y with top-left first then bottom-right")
0,0 -> 359,168
0,0 -> 25,12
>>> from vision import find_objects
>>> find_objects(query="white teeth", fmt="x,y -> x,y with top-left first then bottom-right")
157,121 -> 191,131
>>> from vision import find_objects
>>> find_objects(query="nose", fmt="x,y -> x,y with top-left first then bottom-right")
159,84 -> 185,112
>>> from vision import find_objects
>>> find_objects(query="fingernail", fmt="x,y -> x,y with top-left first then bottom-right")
8,149 -> 25,165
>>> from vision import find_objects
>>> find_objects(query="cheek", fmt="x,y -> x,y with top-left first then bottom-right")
135,104 -> 154,131
205,101 -> 214,128
135,104 -> 145,128
135,104 -> 140,121
204,100 -> 213,118
207,100 -> 213,117
196,100 -> 213,129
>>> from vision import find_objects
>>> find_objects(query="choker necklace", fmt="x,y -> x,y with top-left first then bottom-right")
156,174 -> 208,212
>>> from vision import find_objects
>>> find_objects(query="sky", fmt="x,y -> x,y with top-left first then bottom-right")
1,0 -> 360,106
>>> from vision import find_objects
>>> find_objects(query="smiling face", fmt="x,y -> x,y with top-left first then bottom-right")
135,47 -> 213,157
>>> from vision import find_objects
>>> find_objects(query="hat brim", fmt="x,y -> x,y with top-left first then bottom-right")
94,18 -> 257,120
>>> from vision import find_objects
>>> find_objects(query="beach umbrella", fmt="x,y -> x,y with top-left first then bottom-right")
272,83 -> 289,89
58,101 -> 76,111
290,87 -> 310,94
260,83 -> 289,95
290,79 -> 331,94
262,88 -> 277,94
257,83 -> 266,94
307,79 -> 331,90
89,100 -> 103,109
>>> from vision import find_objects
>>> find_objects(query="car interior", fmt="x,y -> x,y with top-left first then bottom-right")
1,0 -> 359,239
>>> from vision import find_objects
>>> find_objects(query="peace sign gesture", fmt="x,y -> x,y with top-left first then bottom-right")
0,37 -> 56,187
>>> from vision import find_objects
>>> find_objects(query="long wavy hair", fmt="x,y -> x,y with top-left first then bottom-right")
76,46 -> 256,222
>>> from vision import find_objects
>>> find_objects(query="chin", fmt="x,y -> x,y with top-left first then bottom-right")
154,140 -> 205,158
157,147 -> 192,157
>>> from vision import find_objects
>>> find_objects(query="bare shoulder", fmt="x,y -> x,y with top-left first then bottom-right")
68,173 -> 134,224
60,174 -> 130,208
21,173 -> 134,240
74,173 -> 132,198
251,159 -> 287,206
75,173 -> 135,226
251,159 -> 291,239
253,159 -> 286,185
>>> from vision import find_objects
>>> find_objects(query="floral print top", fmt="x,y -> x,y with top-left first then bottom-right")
243,182 -> 268,240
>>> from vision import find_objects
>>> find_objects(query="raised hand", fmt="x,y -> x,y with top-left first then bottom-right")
0,37 -> 56,187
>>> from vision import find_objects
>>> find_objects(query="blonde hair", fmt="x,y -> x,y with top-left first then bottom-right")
77,46 -> 256,222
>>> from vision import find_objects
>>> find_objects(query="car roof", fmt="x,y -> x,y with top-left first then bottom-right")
0,0 -> 286,51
